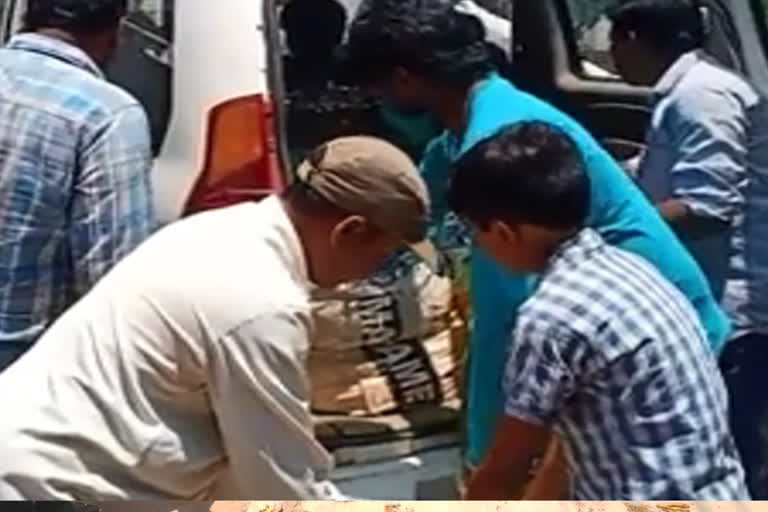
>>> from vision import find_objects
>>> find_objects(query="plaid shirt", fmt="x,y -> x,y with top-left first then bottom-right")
0,34 -> 154,346
504,229 -> 748,499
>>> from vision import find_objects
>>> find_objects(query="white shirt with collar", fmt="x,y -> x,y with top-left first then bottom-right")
637,50 -> 768,337
0,196 -> 338,500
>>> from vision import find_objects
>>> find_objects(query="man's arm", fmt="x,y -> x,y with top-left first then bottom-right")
522,435 -> 570,500
656,87 -> 748,239
207,309 -> 337,499
466,318 -> 582,500
70,104 -> 154,297
466,415 -> 551,499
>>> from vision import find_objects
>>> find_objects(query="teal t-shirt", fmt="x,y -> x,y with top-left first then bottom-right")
420,73 -> 731,466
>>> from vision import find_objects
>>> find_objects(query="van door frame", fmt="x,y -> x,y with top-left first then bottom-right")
731,0 -> 768,95
263,0 -> 294,184
0,0 -> 22,42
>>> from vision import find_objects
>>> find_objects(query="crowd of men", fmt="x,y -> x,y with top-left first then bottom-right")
0,0 -> 766,502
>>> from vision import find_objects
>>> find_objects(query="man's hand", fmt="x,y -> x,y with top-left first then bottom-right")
465,415 -> 552,500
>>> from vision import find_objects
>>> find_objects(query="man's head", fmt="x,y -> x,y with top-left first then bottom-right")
342,0 -> 493,112
448,122 -> 590,272
607,0 -> 705,85
25,0 -> 127,65
281,0 -> 347,59
283,136 -> 436,288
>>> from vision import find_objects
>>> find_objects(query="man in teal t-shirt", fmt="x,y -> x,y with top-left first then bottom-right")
343,0 -> 730,468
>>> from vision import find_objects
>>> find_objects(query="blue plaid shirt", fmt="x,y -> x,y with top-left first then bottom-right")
0,34 -> 154,346
504,229 -> 748,500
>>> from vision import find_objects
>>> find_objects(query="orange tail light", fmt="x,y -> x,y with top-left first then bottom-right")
183,94 -> 286,215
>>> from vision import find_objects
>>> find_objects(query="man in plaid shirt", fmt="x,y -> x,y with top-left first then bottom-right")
456,122 -> 748,500
0,0 -> 153,371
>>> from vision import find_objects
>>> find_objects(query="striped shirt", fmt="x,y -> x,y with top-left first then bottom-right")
503,229 -> 748,500
0,33 -> 154,347
638,50 -> 768,338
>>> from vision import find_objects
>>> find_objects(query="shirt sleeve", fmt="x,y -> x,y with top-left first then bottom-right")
207,309 -> 335,499
503,315 -> 582,426
71,104 -> 155,297
664,87 -> 748,223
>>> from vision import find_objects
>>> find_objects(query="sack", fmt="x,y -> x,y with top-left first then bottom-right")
309,253 -> 468,416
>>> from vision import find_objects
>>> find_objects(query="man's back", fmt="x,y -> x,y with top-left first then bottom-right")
0,198 -> 332,500
505,229 -> 747,499
0,33 -> 153,352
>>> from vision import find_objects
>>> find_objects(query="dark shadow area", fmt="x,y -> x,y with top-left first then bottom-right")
314,402 -> 460,450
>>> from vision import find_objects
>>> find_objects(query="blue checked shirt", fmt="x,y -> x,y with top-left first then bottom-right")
639,50 -> 768,338
503,229 -> 748,500
0,34 -> 154,347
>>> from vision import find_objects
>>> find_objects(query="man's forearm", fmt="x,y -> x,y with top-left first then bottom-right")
522,436 -> 569,500
658,199 -> 730,239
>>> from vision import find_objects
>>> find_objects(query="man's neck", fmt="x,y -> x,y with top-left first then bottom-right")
35,28 -> 78,47
281,197 -> 328,288
34,28 -> 100,65
433,81 -> 481,133
531,227 -> 582,270
649,52 -> 685,86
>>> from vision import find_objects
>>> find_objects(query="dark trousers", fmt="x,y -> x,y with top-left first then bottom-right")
720,333 -> 768,499
0,342 -> 29,373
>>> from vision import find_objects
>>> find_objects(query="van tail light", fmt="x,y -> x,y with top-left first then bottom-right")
183,94 -> 286,216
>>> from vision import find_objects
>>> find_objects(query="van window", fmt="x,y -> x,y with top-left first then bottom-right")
562,0 -> 620,80
562,0 -> 745,80
105,0 -> 173,155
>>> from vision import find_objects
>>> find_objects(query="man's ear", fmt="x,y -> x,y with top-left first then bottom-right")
330,215 -> 368,248
490,219 -> 519,245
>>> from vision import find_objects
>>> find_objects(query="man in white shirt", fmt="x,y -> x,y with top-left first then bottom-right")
0,136 -> 436,500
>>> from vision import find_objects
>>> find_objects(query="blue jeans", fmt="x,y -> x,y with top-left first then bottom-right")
0,342 -> 29,373
720,333 -> 768,499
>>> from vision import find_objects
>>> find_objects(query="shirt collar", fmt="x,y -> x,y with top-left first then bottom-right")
263,196 -> 311,289
652,50 -> 704,103
6,33 -> 103,78
549,228 -> 605,269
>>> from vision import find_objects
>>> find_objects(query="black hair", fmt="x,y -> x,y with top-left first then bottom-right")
607,0 -> 705,56
448,121 -> 590,230
25,0 -> 127,33
281,0 -> 347,56
343,0 -> 494,87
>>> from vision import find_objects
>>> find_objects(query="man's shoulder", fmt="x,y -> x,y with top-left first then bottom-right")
41,68 -> 141,122
0,49 -> 141,125
525,240 -> 683,340
670,59 -> 761,113
471,76 -> 612,162
104,203 -> 312,345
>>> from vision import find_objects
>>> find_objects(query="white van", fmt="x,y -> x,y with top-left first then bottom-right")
2,0 -> 768,500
